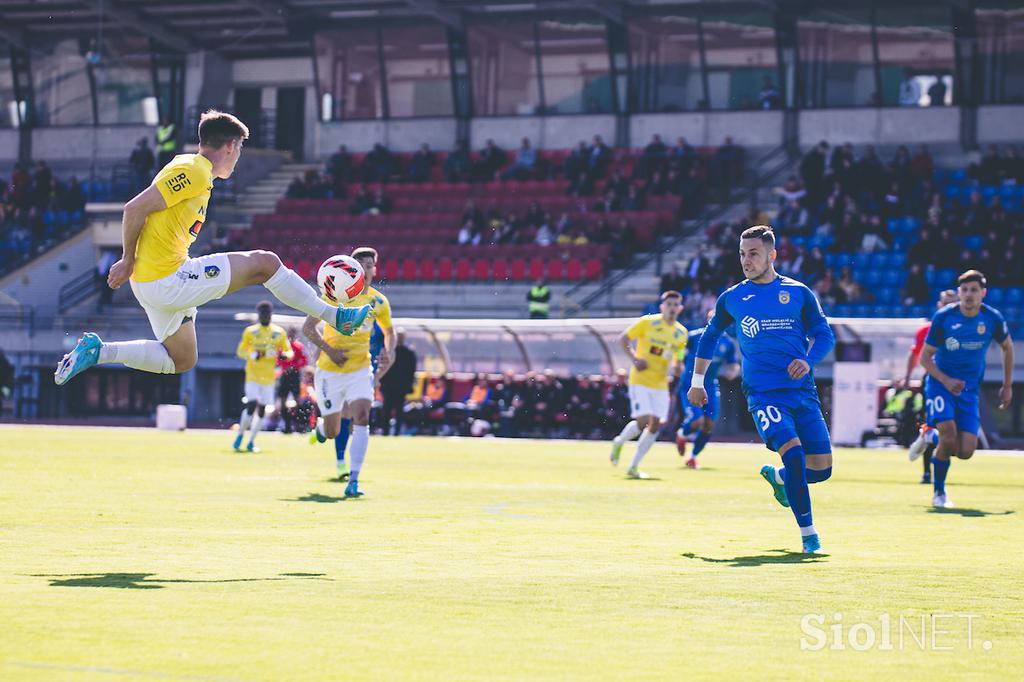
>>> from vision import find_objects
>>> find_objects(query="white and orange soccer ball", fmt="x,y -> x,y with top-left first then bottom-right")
317,255 -> 365,304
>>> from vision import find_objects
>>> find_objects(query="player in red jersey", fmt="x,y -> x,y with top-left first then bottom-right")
901,289 -> 957,482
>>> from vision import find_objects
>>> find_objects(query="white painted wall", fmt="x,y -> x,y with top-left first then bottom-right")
30,125 -> 155,163
799,108 -> 960,147
315,118 -> 457,156
631,112 -> 783,148
976,106 -> 1024,144
232,58 -> 314,85
0,228 -> 96,312
0,129 -> 17,164
471,115 -> 616,150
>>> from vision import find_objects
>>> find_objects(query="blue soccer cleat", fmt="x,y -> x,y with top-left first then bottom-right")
802,533 -> 823,554
232,433 -> 244,451
246,442 -> 260,454
54,332 -> 102,385
344,479 -> 364,498
334,304 -> 371,337
759,464 -> 790,508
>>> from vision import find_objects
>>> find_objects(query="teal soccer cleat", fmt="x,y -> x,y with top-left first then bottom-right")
802,533 -> 823,554
759,464 -> 790,508
246,443 -> 261,454
54,332 -> 102,385
344,480 -> 364,498
334,304 -> 371,336
232,433 -> 244,451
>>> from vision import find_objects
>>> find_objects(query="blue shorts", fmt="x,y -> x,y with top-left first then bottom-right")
681,382 -> 720,431
746,387 -> 832,455
923,376 -> 980,435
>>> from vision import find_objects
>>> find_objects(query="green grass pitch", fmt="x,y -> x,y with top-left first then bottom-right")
1,426 -> 1022,681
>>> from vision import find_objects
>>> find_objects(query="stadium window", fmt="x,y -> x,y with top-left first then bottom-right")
314,29 -> 384,121
32,39 -> 94,126
92,37 -> 156,125
467,19 -> 542,116
380,25 -> 454,118
874,7 -> 955,107
437,330 -> 527,374
976,2 -> 1024,104
0,57 -> 15,127
536,18 -> 613,115
628,14 -> 704,113
797,10 -> 876,108
700,9 -> 779,111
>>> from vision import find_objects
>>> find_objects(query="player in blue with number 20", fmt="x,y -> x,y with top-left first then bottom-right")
688,226 -> 835,555
919,270 -> 1013,509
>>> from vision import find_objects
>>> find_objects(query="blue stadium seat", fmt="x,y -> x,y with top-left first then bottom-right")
1007,289 -> 1024,305
869,253 -> 887,268
810,234 -> 833,249
824,253 -> 841,269
1003,197 -> 1021,214
876,287 -> 897,303
853,304 -> 872,317
964,235 -> 983,251
853,253 -> 871,268
893,235 -> 913,252
938,269 -> 957,287
981,185 -> 997,202
886,252 -> 906,268
925,269 -> 940,287
882,270 -> 903,287
863,270 -> 883,287
900,217 -> 921,233
944,185 -> 961,201
790,236 -> 806,248
834,304 -> 855,318
950,169 -> 967,182
910,305 -> 931,318
933,169 -> 948,185
1000,185 -> 1017,201
987,288 -> 1005,305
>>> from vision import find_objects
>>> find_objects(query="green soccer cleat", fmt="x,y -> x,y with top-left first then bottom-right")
759,464 -> 790,508
609,438 -> 623,466
337,460 -> 350,481
309,420 -> 327,445
334,304 -> 371,337
54,332 -> 102,385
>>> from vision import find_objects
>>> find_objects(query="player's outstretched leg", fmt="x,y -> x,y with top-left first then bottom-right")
235,401 -> 255,451
345,424 -> 368,497
931,422 -> 957,508
628,421 -> 658,479
246,405 -> 264,453
908,425 -> 938,463
335,418 -> 352,480
611,420 -> 640,466
921,444 -> 934,484
689,427 -> 712,469
56,334 -> 177,385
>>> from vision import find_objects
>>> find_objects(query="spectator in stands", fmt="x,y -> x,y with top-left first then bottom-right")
8,163 -> 31,209
759,76 -> 782,110
362,143 -> 397,183
594,187 -> 621,214
369,187 -> 391,215
901,263 -> 931,306
350,185 -> 373,214
837,266 -> 869,303
775,175 -> 807,205
96,249 -> 118,311
802,246 -> 826,284
961,191 -> 990,235
59,177 -> 86,214
32,161 -> 53,211
800,141 -> 829,204
927,76 -> 947,106
129,138 -> 155,193
711,136 -> 742,193
285,176 -> 306,199
564,141 -> 592,196
636,134 -> 668,180
813,268 -> 840,307
898,69 -> 921,106
974,144 -> 1002,184
623,184 -> 645,211
659,264 -> 686,294
443,141 -> 472,182
326,144 -> 353,186
669,137 -> 696,175
502,137 -> 537,181
647,169 -> 669,196
535,218 -> 555,246
407,143 -> 436,183
379,329 -> 417,436
1003,145 -> 1024,183
475,139 -> 507,181
911,144 -> 934,182
524,201 -> 544,227
588,135 -> 612,175
776,199 -> 809,234
677,167 -> 705,218
457,217 -> 481,245
856,145 -> 886,200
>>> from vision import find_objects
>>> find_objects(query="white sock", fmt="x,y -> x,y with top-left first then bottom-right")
349,424 -> 369,481
616,420 -> 641,442
631,429 -> 658,469
774,468 -> 785,485
263,265 -> 335,322
800,524 -> 817,537
98,340 -> 175,373
248,412 -> 262,444
239,408 -> 253,434
315,418 -> 325,438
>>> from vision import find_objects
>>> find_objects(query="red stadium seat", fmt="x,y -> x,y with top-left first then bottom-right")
296,260 -> 313,281
547,259 -> 564,281
455,258 -> 471,282
419,259 -> 436,282
492,258 -> 509,282
438,258 -> 453,280
566,258 -> 583,281
528,258 -> 544,281
584,258 -> 603,280
510,258 -> 527,281
383,260 -> 399,282
473,258 -> 490,281
401,259 -> 418,281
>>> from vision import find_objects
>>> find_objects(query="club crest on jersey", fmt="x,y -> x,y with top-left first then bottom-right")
204,265 -> 220,279
977,322 -> 986,335
778,291 -> 790,304
740,315 -> 760,338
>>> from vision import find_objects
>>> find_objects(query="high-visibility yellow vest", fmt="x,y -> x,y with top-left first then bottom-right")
156,124 -> 176,153
528,285 -> 550,315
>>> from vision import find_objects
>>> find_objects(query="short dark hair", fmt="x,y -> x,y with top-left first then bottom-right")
198,110 -> 249,149
740,225 -> 776,248
351,247 -> 378,263
660,290 -> 682,302
256,300 -> 273,311
957,269 -> 987,288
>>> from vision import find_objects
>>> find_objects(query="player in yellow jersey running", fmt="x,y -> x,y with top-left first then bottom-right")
54,110 -> 369,386
303,247 -> 394,498
233,301 -> 293,453
609,290 -> 688,479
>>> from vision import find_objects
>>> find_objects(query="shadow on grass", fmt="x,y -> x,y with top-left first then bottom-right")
282,492 -> 347,504
31,572 -> 331,589
625,476 -> 664,482
682,550 -> 829,567
926,507 -> 1015,518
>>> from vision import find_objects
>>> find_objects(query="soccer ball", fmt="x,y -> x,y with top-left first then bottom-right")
317,255 -> 365,304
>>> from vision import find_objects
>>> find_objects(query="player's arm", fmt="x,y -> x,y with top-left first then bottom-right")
376,325 -> 397,378
901,327 -> 928,388
919,343 -> 965,396
236,330 -> 252,361
107,185 -> 168,289
277,332 -> 294,361
798,288 -> 835,379
302,315 -> 348,366
689,295 -> 733,405
619,327 -> 646,371
998,334 -> 1014,409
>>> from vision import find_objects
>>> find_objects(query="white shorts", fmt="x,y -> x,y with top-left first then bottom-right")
244,381 -> 276,406
629,384 -> 670,422
130,253 -> 231,340
314,367 -> 374,417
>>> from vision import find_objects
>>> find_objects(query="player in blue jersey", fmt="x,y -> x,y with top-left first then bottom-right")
918,270 -> 1013,509
676,310 -> 740,469
333,321 -> 386,480
687,226 -> 835,554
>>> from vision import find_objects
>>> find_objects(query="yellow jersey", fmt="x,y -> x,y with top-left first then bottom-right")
133,154 -> 214,282
236,323 -> 293,385
625,314 -> 688,390
317,286 -> 392,374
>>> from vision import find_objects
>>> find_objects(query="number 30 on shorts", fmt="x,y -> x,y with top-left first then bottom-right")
926,396 -> 945,418
755,405 -> 782,431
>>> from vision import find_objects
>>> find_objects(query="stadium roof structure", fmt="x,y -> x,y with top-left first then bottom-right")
0,0 -> 958,59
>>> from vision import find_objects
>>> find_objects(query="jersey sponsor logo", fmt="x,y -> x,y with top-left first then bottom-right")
649,345 -> 665,356
977,322 -> 986,335
166,172 -> 191,193
740,315 -> 760,338
778,291 -> 790,304
742,294 -> 756,301
204,265 -> 221,279
945,337 -> 960,351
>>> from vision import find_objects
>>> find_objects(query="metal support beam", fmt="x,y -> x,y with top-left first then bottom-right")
586,1 -> 624,25
404,0 -> 463,30
235,0 -> 288,24
78,0 -> 193,53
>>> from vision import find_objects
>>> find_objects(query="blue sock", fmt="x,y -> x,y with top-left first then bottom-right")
692,431 -> 711,457
806,466 -> 831,483
781,446 -> 813,530
681,421 -> 695,437
335,418 -> 352,464
933,457 -> 951,495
